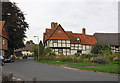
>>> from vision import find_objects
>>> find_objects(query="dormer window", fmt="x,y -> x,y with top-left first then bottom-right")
76,38 -> 80,44
58,30 -> 61,33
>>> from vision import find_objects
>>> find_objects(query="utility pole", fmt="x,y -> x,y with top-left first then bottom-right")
34,36 -> 39,60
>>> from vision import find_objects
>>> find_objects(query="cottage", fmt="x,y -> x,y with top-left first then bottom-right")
43,22 -> 98,56
94,33 -> 120,53
0,21 -> 8,56
14,44 -> 34,56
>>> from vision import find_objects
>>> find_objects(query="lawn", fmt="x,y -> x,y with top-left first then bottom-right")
34,59 -> 119,74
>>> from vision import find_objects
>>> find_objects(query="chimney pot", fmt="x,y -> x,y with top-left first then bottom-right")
82,28 -> 86,35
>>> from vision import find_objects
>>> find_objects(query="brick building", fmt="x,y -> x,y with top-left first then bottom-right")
0,21 -> 8,56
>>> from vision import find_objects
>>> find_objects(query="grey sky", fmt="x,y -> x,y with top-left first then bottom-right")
10,0 -> 119,44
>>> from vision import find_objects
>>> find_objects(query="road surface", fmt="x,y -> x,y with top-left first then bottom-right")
2,58 -> 118,81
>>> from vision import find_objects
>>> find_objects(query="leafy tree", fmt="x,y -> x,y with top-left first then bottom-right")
29,44 -> 37,52
30,40 -> 44,59
26,41 -> 30,44
91,43 -> 111,55
26,40 -> 34,44
2,1 -> 28,54
91,43 -> 103,54
34,46 -> 38,58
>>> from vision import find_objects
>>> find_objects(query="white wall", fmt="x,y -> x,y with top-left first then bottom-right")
0,50 -> 4,56
71,50 -> 77,55
22,51 -> 33,55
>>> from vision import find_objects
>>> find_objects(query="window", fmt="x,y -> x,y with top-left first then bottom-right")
3,40 -> 5,45
58,30 -> 61,33
115,46 -> 119,48
76,38 -> 80,44
53,40 -> 58,43
77,50 -> 82,53
58,49 -> 63,53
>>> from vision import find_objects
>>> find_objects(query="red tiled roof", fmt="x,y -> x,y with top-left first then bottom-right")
43,24 -> 98,45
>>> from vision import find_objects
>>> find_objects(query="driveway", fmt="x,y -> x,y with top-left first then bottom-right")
2,58 -> 118,81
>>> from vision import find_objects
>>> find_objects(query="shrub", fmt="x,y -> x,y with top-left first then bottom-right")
43,47 -> 51,56
74,53 -> 80,57
113,57 -> 119,63
93,57 -> 107,64
39,56 -> 56,61
76,56 -> 82,62
80,54 -> 93,61
103,52 -> 119,63
91,43 -> 103,54
46,51 -> 56,56
2,72 -> 13,82
28,55 -> 34,57
50,51 -> 56,56
69,55 -> 76,59
55,55 -> 73,62
91,43 -> 111,55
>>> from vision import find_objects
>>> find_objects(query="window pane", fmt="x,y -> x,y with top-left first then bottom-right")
53,40 -> 58,43
58,30 -> 61,33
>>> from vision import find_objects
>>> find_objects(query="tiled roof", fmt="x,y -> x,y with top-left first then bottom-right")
67,32 -> 97,45
43,24 -> 98,45
94,33 -> 120,46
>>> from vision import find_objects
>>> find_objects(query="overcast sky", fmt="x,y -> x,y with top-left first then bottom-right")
9,0 -> 119,44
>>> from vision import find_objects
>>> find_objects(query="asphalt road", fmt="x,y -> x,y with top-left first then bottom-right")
2,58 -> 118,81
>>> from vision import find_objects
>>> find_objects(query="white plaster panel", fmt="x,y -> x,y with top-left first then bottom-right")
83,45 -> 85,50
66,40 -> 70,43
58,43 -> 61,47
49,43 -> 53,47
86,45 -> 89,50
71,44 -> 74,46
71,47 -> 74,49
63,49 -> 66,52
71,50 -> 77,55
75,44 -> 78,46
62,44 -> 66,47
62,40 -> 65,43
58,40 -> 61,43
54,43 -> 57,47
67,44 -> 70,47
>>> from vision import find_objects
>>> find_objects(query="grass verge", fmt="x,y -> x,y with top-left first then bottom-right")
34,59 -> 119,74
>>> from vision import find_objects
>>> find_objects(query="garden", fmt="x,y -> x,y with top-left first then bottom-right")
31,41 -> 120,74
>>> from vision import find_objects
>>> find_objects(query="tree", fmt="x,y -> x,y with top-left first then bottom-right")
26,40 -> 34,44
43,47 -> 51,55
91,43 -> 103,54
39,41 -> 44,56
2,1 -> 28,54
30,40 -> 44,59
26,41 -> 30,44
29,44 -> 37,52
91,43 -> 111,55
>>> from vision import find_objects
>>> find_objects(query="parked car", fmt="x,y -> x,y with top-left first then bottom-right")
0,56 -> 5,66
22,55 -> 27,59
4,55 -> 15,63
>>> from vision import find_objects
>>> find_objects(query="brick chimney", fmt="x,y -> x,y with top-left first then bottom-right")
51,22 -> 58,29
82,28 -> 86,35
